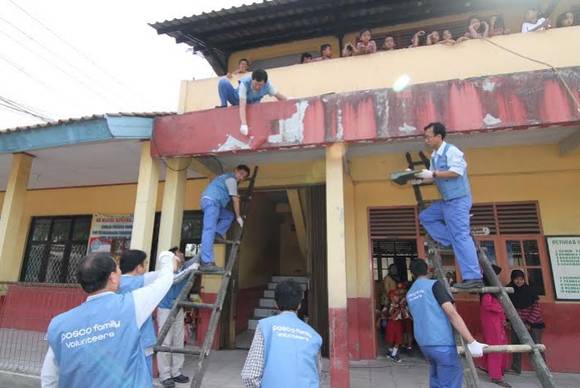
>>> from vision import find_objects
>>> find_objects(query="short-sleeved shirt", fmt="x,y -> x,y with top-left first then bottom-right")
432,280 -> 454,306
238,79 -> 277,101
429,141 -> 467,176
225,177 -> 238,197
522,18 -> 546,33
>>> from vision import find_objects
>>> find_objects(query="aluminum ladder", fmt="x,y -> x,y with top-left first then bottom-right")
154,166 -> 258,388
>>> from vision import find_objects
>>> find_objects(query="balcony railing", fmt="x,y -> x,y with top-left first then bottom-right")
179,26 -> 580,113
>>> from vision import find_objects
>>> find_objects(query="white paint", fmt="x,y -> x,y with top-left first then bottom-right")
268,100 -> 309,144
482,79 -> 496,92
483,113 -> 502,126
399,123 -> 417,134
336,107 -> 344,140
215,135 -> 252,152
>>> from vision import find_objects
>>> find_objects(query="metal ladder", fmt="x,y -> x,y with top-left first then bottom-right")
403,152 -> 555,388
154,166 -> 258,388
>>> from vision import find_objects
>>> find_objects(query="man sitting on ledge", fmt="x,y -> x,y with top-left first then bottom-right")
217,68 -> 287,136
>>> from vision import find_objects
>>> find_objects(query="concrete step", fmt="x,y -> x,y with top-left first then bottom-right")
264,289 -> 275,298
248,319 -> 259,330
259,298 -> 276,308
267,282 -> 307,290
254,308 -> 279,318
271,276 -> 309,284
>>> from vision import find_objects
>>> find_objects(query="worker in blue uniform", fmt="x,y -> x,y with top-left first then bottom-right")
415,122 -> 483,290
117,249 -> 158,378
199,165 -> 250,272
406,259 -> 487,388
41,251 -> 179,388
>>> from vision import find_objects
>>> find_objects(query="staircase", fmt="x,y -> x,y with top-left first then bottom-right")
248,275 -> 309,330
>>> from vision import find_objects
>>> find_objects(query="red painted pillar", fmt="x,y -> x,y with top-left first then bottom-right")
326,143 -> 350,388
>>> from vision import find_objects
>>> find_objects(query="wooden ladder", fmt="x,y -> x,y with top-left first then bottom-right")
403,152 -> 555,388
154,166 -> 258,388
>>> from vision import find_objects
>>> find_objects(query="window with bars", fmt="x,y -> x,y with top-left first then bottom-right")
20,216 -> 92,284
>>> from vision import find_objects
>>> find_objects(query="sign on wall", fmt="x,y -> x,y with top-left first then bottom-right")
87,214 -> 134,261
546,236 -> 580,301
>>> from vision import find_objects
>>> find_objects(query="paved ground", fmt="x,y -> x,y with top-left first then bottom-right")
3,350 -> 580,388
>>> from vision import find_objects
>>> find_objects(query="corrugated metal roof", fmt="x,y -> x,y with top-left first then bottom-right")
150,0 -> 502,75
0,112 -> 174,134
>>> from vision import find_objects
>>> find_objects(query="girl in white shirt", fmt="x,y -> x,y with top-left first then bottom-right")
522,8 -> 549,33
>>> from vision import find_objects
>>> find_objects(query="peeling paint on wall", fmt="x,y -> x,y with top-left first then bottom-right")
268,100 -> 309,144
482,78 -> 496,92
398,123 -> 417,134
215,134 -> 252,152
483,113 -> 502,126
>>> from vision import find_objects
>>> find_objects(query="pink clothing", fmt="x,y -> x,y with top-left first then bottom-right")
480,294 -> 508,380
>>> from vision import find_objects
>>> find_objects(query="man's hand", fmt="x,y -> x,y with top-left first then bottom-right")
467,340 -> 487,358
416,169 -> 434,179
240,124 -> 249,136
237,217 -> 244,228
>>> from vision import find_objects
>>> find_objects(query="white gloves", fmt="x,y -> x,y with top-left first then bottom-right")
240,124 -> 249,136
416,169 -> 434,180
237,217 -> 244,228
409,179 -> 423,186
467,340 -> 487,358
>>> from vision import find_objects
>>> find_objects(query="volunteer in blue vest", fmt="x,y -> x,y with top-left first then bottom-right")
217,68 -> 287,136
157,247 -> 190,388
241,279 -> 322,388
406,259 -> 487,388
199,165 -> 251,272
415,122 -> 483,290
118,249 -> 158,378
40,251 -> 180,388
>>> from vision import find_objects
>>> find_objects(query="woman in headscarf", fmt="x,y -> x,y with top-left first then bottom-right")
479,265 -> 510,387
507,270 -> 545,374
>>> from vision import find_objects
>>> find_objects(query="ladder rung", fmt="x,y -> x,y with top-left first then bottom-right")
194,269 -> 228,276
178,301 -> 216,309
457,344 -> 546,355
450,286 -> 514,294
154,345 -> 203,355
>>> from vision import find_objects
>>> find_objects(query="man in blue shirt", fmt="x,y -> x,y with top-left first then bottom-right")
217,69 -> 287,136
156,247 -> 191,388
241,280 -> 322,388
41,251 -> 179,388
118,249 -> 161,378
199,165 -> 250,272
415,122 -> 483,290
406,259 -> 486,388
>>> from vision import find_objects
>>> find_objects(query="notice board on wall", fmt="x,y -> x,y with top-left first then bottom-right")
546,236 -> 580,301
87,214 -> 133,261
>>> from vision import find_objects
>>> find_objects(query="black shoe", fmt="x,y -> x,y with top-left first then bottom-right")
173,375 -> 190,383
214,233 -> 226,244
388,354 -> 402,363
214,105 -> 226,108
161,378 -> 176,388
200,262 -> 224,273
492,379 -> 512,387
506,368 -> 521,375
453,279 -> 484,290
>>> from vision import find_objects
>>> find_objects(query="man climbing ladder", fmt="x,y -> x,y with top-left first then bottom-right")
200,165 -> 250,272
414,122 -> 483,290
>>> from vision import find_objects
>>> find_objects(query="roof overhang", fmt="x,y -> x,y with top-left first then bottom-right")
150,0 -> 508,75
0,113 -> 171,154
152,66 -> 580,158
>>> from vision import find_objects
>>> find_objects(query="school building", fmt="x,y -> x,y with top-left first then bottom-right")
1,1 -> 580,386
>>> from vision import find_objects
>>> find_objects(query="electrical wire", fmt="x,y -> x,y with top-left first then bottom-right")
0,52 -> 56,91
0,95 -> 53,122
482,37 -> 580,113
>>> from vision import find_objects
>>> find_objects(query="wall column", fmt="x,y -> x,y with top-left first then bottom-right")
157,158 -> 189,264
130,141 -> 160,268
325,143 -> 350,388
0,153 -> 33,281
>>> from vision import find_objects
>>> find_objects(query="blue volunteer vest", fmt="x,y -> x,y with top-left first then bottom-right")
201,173 -> 235,208
47,293 -> 151,388
119,275 -> 157,350
158,277 -> 187,309
260,312 -> 322,388
238,75 -> 272,104
406,278 -> 455,347
433,143 -> 471,201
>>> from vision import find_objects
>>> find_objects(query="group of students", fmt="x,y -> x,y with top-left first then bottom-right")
298,8 -> 576,64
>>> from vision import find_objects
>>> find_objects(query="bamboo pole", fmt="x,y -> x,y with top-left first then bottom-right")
458,344 -> 546,355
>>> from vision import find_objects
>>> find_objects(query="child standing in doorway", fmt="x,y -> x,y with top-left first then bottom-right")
386,290 -> 406,362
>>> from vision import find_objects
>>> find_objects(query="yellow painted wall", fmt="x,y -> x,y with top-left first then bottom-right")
238,193 -> 280,289
180,26 -> 580,112
349,143 -> 580,299
278,212 -> 306,276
